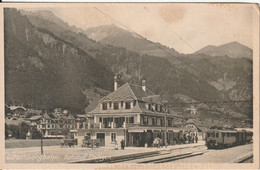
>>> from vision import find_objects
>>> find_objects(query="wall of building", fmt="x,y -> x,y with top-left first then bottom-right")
76,129 -> 125,147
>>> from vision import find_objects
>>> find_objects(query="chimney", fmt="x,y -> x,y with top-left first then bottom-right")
114,76 -> 118,91
142,80 -> 146,92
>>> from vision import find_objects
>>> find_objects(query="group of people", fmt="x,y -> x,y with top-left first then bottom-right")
184,132 -> 198,144
114,139 -> 125,150
152,137 -> 163,148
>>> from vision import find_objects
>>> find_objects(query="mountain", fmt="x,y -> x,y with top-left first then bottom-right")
20,10 -> 103,57
5,9 -> 253,126
4,8 -> 114,112
85,24 -> 180,58
196,41 -> 253,59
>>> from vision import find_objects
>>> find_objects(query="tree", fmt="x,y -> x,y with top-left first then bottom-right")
31,126 -> 42,139
5,123 -> 9,139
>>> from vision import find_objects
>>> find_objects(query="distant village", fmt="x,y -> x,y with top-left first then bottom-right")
5,76 -> 252,147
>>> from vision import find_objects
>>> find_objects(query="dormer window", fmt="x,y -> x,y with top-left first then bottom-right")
102,103 -> 107,110
160,105 -> 163,112
125,102 -> 131,109
155,104 -> 158,112
114,102 -> 119,110
148,104 -> 152,110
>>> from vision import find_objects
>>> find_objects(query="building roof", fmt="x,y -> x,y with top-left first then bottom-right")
29,115 -> 42,121
66,114 -> 75,120
89,82 -> 171,117
9,106 -> 26,111
183,119 -> 208,132
77,114 -> 87,118
99,83 -> 155,102
27,109 -> 42,114
42,113 -> 52,119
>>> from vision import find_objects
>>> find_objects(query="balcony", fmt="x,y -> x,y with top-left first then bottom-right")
94,122 -> 135,129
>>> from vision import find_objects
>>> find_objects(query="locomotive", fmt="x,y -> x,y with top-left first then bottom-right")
205,129 -> 253,149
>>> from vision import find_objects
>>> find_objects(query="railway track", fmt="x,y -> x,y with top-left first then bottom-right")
111,145 -> 208,163
73,145 -> 207,164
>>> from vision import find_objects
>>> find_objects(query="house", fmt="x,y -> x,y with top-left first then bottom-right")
77,77 -> 179,147
35,113 -> 59,138
31,111 -> 88,138
183,119 -> 208,140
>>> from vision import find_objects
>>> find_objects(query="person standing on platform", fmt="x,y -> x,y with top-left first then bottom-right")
121,139 -> 125,150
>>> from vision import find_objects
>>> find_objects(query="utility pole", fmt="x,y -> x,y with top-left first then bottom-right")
91,129 -> 94,150
20,123 -> 22,140
41,132 -> 43,154
163,101 -> 168,148
164,111 -> 168,148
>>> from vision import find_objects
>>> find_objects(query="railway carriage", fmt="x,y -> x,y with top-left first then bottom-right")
245,131 -> 253,143
205,129 -> 252,149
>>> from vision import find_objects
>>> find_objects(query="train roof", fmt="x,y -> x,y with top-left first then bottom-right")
207,128 -> 253,133
206,129 -> 237,133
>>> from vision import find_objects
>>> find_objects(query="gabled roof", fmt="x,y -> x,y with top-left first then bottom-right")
142,95 -> 163,104
99,83 -> 155,102
183,119 -> 201,126
128,83 -> 155,100
66,114 -> 75,120
29,115 -> 42,121
77,114 -> 87,118
90,82 -> 165,115
27,109 -> 42,114
42,113 -> 52,119
183,119 -> 208,132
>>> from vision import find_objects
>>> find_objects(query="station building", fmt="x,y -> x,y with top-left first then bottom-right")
77,77 -> 180,147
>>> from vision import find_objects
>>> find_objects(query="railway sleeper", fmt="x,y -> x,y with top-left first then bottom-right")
108,153 -> 161,163
140,152 -> 193,163
153,152 -> 204,163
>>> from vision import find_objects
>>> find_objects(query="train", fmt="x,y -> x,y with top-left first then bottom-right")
205,129 -> 253,149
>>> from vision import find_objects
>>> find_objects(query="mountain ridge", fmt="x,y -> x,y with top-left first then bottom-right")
196,41 -> 252,59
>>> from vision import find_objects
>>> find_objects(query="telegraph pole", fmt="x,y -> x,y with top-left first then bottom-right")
41,132 -> 43,154
164,111 -> 168,148
163,101 -> 168,148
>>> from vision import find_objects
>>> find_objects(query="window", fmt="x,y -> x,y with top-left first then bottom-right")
109,102 -> 112,108
99,117 -> 102,123
152,117 -> 157,126
121,101 -> 124,107
143,116 -> 148,125
168,119 -> 172,126
216,133 -> 219,138
155,104 -> 158,112
111,133 -> 116,142
160,118 -> 164,126
126,117 -> 134,123
148,104 -> 152,110
125,102 -> 131,109
114,102 -> 119,110
133,100 -> 136,106
102,103 -> 107,110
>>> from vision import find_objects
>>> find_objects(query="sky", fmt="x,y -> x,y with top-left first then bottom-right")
22,3 -> 255,54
